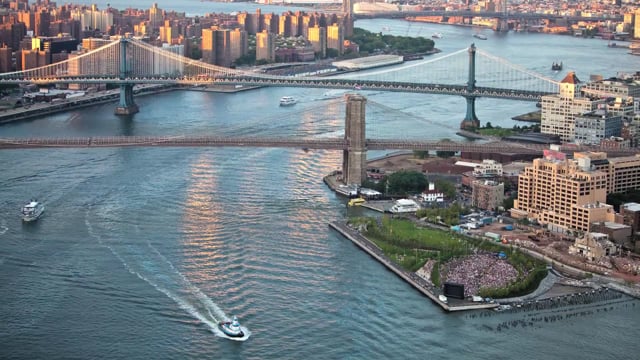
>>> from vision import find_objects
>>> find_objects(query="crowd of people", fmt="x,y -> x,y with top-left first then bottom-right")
443,254 -> 519,297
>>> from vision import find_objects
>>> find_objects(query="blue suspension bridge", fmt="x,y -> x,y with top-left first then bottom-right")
0,36 -> 590,184
0,35 -> 560,129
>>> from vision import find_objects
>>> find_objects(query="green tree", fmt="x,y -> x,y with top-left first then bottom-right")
386,170 -> 428,196
435,179 -> 456,199
326,48 -> 339,58
436,151 -> 456,158
413,150 -> 429,159
503,195 -> 515,210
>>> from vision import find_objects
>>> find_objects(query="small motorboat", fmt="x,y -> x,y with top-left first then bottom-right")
219,315 -> 244,337
21,199 -> 45,222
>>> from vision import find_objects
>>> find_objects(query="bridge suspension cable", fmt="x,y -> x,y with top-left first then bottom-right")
0,38 -> 558,102
337,47 -> 469,81
0,40 -> 121,79
475,49 -> 560,94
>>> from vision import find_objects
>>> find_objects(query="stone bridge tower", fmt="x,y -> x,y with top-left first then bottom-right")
342,94 -> 367,185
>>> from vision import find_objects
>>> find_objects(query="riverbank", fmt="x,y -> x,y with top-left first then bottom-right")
0,85 -> 175,125
324,153 -> 640,306
512,110 -> 541,122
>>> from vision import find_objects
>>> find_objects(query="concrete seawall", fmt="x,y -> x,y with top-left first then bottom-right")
329,221 -> 499,312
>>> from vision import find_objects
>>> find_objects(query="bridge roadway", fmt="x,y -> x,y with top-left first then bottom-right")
2,136 -> 636,156
0,77 -> 553,102
357,10 -> 622,22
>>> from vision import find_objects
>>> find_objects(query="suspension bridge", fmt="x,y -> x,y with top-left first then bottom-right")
0,36 -> 589,185
0,35 -> 560,129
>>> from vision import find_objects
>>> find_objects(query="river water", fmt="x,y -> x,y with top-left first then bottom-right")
1,2 -> 640,359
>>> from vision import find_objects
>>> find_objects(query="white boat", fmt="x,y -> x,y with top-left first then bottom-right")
432,32 -> 442,39
389,199 -> 420,214
439,294 -> 448,304
219,315 -> 244,338
473,33 -> 487,40
279,96 -> 297,106
21,200 -> 44,222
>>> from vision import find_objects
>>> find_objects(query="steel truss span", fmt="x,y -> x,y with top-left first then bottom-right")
0,38 -> 559,101
1,137 -> 636,156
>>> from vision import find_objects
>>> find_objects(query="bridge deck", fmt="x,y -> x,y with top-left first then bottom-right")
1,136 -> 635,156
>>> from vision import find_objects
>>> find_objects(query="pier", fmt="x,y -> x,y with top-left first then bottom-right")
329,221 -> 499,312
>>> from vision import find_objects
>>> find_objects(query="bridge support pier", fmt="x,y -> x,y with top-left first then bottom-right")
460,95 -> 479,130
460,43 -> 480,131
115,84 -> 139,115
342,94 -> 367,186
114,36 -> 138,116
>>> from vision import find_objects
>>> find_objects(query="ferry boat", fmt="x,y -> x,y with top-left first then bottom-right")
472,33 -> 487,40
389,199 -> 420,214
219,315 -> 244,338
551,61 -> 563,71
432,32 -> 442,39
279,96 -> 297,106
21,199 -> 44,222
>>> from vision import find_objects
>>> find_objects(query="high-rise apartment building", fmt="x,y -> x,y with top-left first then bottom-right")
34,10 -> 51,37
256,30 -> 274,62
301,14 -> 315,39
71,5 -> 113,35
149,3 -> 164,32
21,49 -> 49,70
541,72 -> 604,142
263,13 -> 279,34
307,25 -> 326,58
605,155 -> 640,194
326,23 -> 344,55
0,21 -> 27,51
202,27 -> 232,67
18,10 -> 35,33
512,149 -> 616,233
159,20 -> 178,44
278,15 -> 291,37
229,28 -> 248,64
0,45 -> 12,72
156,43 -> 184,75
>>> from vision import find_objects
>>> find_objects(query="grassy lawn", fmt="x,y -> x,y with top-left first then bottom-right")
477,127 -> 514,137
348,216 -> 547,298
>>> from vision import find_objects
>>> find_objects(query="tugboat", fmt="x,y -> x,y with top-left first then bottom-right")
219,315 -> 244,338
552,61 -> 563,71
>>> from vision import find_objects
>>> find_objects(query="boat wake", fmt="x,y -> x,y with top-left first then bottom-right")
84,207 -> 250,341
